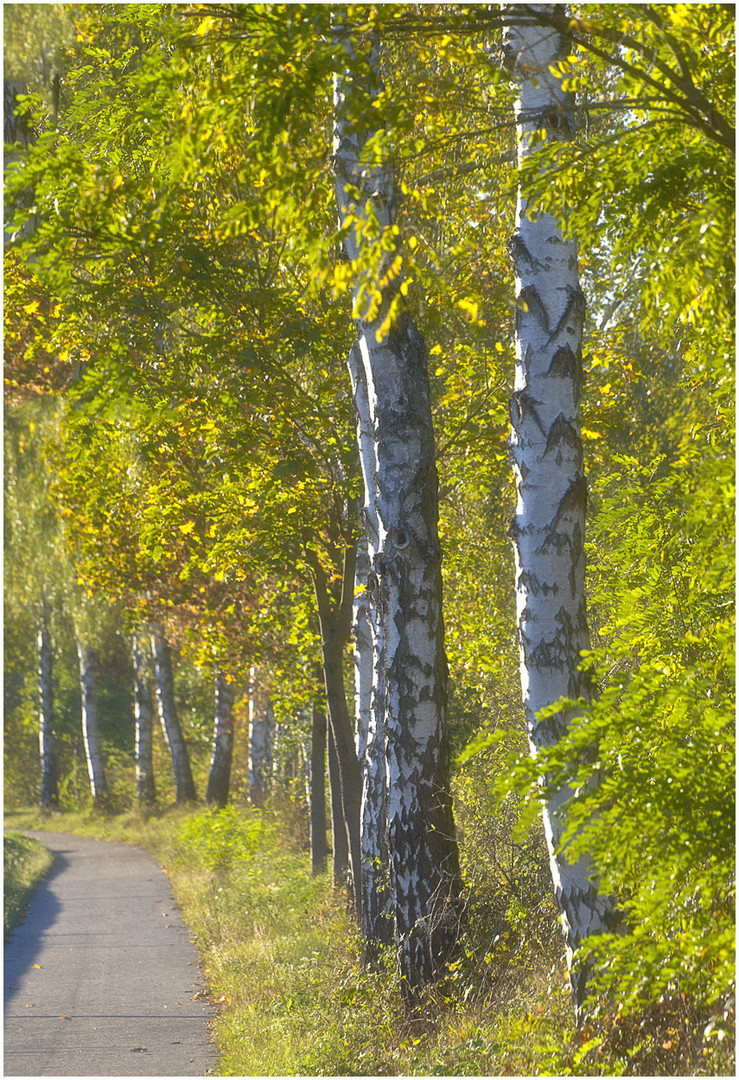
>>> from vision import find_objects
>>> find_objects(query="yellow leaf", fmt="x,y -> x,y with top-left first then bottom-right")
195,16 -> 216,36
179,520 -> 196,534
458,298 -> 479,322
23,300 -> 40,315
112,175 -> 123,190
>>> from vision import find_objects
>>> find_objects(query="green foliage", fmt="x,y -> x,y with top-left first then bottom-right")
489,442 -> 734,1019
3,5 -> 735,1068
7,801 -> 731,1076
4,832 -> 54,940
176,806 -> 264,875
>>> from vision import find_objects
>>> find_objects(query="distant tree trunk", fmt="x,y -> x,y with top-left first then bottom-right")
131,633 -> 156,806
150,624 -> 196,804
306,539 -> 363,918
248,668 -> 273,807
37,600 -> 58,810
503,3 -> 616,1015
327,717 -> 349,885
206,671 -> 234,808
75,638 -> 107,805
335,27 -> 461,988
309,695 -> 328,875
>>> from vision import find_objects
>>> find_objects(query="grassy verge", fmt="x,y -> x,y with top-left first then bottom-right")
4,804 -> 733,1076
4,831 -> 55,940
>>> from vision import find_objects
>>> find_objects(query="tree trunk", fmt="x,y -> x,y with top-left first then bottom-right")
206,671 -> 234,808
309,695 -> 328,876
150,624 -> 197,804
131,633 -> 156,806
75,638 -> 108,805
334,27 -> 461,989
37,601 -> 58,810
248,668 -> 273,807
306,539 -> 363,918
350,447 -> 393,951
327,715 -> 349,885
503,3 -> 615,1015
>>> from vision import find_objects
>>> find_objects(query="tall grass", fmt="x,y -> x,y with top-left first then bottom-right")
4,798 -> 733,1076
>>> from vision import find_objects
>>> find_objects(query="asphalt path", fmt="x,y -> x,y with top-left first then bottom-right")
4,830 -> 218,1077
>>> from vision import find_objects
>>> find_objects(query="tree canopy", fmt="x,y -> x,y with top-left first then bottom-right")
4,0 -> 734,1052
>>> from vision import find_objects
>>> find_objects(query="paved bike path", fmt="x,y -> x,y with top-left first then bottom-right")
4,830 -> 217,1076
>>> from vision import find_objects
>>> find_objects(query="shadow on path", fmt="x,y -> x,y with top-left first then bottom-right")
4,849 -> 65,1009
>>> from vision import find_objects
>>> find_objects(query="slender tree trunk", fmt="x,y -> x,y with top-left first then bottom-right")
37,601 -> 58,810
309,694 -> 328,875
131,632 -> 156,806
206,671 -> 234,808
248,668 -> 274,807
349,416 -> 393,951
150,624 -> 196,804
328,716 -> 349,885
75,638 -> 108,805
503,3 -> 615,1015
306,539 -> 363,918
335,27 -> 461,989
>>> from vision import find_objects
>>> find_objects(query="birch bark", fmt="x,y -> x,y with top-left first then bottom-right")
503,2 -> 615,1012
131,632 -> 156,805
206,671 -> 235,807
334,28 -> 461,988
150,624 -> 197,804
75,638 -> 108,805
37,600 -> 58,809
349,348 -> 393,951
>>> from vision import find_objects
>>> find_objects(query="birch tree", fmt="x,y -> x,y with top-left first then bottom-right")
248,668 -> 274,808
502,3 -> 614,1011
150,623 -> 197,804
349,354 -> 392,951
131,632 -> 156,806
334,23 -> 461,989
74,637 -> 108,806
206,671 -> 235,808
37,596 -> 58,810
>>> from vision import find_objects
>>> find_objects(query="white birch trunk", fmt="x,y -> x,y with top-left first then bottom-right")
131,633 -> 156,805
150,624 -> 197,804
335,27 -> 461,988
75,638 -> 107,804
37,602 -> 58,809
503,3 -> 615,1013
206,671 -> 235,807
248,667 -> 274,807
349,349 -> 393,950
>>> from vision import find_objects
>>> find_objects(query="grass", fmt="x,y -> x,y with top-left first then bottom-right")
4,802 -> 734,1076
4,830 -> 55,940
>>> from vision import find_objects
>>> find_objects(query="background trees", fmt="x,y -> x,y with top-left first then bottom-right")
4,0 -> 733,1052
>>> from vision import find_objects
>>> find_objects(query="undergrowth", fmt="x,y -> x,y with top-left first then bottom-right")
4,800 -> 734,1076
